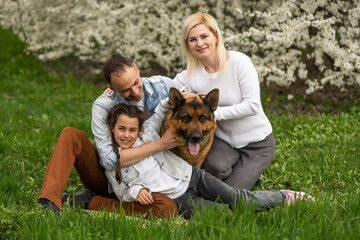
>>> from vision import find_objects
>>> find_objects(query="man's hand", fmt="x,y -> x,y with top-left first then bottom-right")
137,188 -> 153,205
157,129 -> 184,150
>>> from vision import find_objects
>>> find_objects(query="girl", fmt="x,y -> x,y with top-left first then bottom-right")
105,103 -> 313,219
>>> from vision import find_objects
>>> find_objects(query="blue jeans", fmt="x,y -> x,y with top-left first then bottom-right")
173,167 -> 285,219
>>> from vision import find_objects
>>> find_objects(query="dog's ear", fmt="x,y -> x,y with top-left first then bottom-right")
203,88 -> 219,112
168,87 -> 185,111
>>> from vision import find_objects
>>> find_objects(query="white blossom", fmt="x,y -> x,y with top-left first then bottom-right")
0,0 -> 359,94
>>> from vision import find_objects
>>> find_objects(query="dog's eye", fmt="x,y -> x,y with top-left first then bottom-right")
199,114 -> 207,123
182,114 -> 192,123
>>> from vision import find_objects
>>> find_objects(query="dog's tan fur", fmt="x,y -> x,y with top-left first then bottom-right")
160,88 -> 219,168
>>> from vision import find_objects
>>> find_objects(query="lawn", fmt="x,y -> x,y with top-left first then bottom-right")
0,28 -> 359,240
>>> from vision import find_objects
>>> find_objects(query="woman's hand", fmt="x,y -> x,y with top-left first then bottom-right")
181,91 -> 208,99
181,91 -> 199,99
196,93 -> 208,98
137,188 -> 154,205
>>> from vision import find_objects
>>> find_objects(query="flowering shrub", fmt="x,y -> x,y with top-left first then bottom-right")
1,0 -> 359,94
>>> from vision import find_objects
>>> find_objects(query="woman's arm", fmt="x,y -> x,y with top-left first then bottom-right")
214,55 -> 262,121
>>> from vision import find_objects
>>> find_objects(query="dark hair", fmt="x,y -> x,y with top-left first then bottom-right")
102,56 -> 134,84
107,103 -> 147,183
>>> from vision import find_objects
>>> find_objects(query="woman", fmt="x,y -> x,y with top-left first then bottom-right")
174,13 -> 274,190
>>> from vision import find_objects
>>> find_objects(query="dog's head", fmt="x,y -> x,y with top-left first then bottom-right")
167,87 -> 219,156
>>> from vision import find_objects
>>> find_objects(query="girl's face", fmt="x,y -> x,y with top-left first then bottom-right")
187,23 -> 218,61
112,114 -> 139,149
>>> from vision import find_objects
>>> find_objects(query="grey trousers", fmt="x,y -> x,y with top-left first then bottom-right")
173,167 -> 285,219
203,133 -> 275,190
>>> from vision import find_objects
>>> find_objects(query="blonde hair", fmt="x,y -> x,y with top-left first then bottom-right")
181,13 -> 228,82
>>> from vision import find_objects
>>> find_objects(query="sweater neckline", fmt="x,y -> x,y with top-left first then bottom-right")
200,51 -> 233,79
201,66 -> 218,79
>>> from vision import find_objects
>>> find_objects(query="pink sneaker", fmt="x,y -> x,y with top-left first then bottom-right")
280,190 -> 314,203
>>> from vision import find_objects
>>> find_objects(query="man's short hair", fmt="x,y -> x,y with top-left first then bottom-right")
103,56 -> 134,84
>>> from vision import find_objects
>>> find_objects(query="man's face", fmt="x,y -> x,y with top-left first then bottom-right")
109,65 -> 144,102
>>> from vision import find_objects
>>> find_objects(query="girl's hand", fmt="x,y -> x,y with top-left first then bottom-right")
158,129 -> 184,150
137,188 -> 154,205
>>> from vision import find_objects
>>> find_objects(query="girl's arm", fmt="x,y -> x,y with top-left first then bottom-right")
105,169 -> 148,202
120,131 -> 181,167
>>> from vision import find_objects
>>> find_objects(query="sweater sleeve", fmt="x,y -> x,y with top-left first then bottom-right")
214,55 -> 261,121
173,70 -> 193,92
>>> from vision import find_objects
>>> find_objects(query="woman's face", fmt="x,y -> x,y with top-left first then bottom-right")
112,114 -> 139,149
187,23 -> 218,61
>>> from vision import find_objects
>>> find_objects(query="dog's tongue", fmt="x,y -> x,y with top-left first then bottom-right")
189,143 -> 200,156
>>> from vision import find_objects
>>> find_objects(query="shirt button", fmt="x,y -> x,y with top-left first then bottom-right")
125,170 -> 128,173
171,171 -> 175,175
185,175 -> 189,179
161,162 -> 164,166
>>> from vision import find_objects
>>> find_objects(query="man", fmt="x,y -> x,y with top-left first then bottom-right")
37,56 -> 185,218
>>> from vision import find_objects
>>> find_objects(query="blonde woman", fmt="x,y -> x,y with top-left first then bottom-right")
174,13 -> 274,190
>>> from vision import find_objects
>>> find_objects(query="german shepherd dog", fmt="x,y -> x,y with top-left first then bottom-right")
160,87 -> 219,168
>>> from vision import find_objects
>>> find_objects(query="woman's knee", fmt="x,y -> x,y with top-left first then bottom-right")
203,149 -> 239,180
204,138 -> 240,179
203,159 -> 233,179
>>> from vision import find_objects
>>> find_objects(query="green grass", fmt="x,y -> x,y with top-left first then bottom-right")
1,28 -> 360,239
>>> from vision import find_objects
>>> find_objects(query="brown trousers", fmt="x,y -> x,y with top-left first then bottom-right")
38,127 -> 177,219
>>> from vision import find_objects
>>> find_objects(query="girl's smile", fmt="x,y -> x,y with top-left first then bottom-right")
112,114 -> 139,149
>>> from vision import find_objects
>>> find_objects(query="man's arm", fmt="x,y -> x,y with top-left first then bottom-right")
92,102 -> 118,171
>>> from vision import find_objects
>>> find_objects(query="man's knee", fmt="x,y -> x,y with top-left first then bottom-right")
60,127 -> 82,138
58,127 -> 87,145
151,193 -> 178,219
